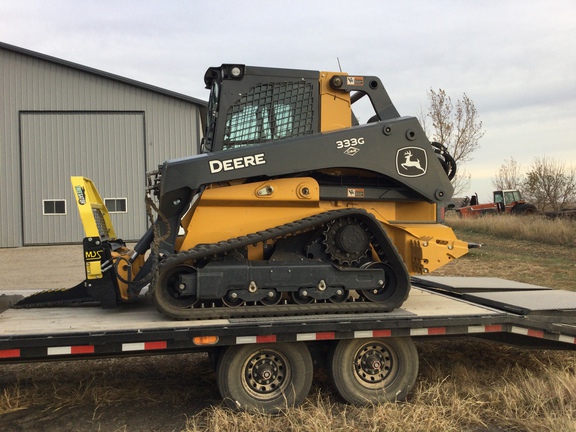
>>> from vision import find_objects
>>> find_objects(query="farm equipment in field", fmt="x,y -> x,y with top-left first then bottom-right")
450,189 -> 537,218
15,64 -> 468,319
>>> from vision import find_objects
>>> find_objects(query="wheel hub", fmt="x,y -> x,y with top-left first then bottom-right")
365,354 -> 382,371
254,362 -> 275,381
323,218 -> 370,266
355,344 -> 393,385
244,351 -> 287,396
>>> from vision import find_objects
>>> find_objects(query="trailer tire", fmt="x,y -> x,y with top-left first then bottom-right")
328,337 -> 418,405
216,342 -> 313,413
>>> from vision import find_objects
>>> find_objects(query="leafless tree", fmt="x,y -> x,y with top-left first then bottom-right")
451,168 -> 472,197
422,89 -> 484,163
492,157 -> 524,190
419,89 -> 484,195
522,157 -> 576,212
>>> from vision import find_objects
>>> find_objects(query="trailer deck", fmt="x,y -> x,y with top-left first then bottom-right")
2,277 -> 576,363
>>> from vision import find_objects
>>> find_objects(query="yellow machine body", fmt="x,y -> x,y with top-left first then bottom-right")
177,177 -> 467,275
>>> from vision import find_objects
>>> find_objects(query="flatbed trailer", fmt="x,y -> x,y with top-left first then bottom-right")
2,276 -> 576,412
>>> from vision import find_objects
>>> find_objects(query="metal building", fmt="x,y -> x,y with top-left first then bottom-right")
0,42 -> 206,247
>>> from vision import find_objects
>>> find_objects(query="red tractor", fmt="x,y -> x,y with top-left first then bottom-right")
451,189 -> 537,218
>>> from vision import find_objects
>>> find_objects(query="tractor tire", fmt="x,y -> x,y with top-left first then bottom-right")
512,203 -> 537,215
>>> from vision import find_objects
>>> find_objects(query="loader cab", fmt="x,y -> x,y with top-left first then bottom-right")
201,64 -> 320,153
200,64 -> 402,154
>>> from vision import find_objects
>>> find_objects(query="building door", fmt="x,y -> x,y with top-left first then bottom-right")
20,112 -> 146,244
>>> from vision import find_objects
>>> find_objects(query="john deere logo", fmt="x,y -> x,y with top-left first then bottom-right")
396,147 -> 427,177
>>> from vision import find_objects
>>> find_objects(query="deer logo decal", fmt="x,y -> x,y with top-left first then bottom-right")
396,147 -> 427,177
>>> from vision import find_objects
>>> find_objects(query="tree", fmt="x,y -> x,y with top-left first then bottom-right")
420,89 -> 484,195
492,157 -> 523,190
452,168 -> 471,198
522,157 -> 576,212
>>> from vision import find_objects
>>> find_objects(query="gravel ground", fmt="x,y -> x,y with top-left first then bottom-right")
0,245 -> 85,291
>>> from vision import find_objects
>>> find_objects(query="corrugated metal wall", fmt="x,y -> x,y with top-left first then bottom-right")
20,112 -> 145,243
1,45 -> 204,246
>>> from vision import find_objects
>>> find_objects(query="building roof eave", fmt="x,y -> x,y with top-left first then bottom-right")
0,41 -> 207,107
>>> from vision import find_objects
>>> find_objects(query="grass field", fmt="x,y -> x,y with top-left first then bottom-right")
2,215 -> 576,431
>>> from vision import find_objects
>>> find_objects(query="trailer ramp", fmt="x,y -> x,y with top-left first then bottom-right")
413,276 -> 576,324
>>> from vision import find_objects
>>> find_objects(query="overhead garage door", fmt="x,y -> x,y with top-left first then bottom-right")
20,112 -> 146,245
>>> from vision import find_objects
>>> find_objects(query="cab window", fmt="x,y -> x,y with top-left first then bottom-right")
223,82 -> 314,149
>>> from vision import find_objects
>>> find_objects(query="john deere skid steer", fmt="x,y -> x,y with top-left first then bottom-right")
16,64 -> 468,319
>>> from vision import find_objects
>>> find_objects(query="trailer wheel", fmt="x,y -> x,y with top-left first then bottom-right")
328,337 -> 418,405
216,343 -> 313,413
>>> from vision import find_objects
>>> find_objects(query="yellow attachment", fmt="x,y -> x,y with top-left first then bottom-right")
319,71 -> 352,132
70,176 -> 117,240
70,177 -> 144,300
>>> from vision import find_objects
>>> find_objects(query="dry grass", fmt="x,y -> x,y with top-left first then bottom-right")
442,214 -> 576,291
4,341 -> 575,431
0,354 -> 220,430
446,213 -> 576,247
3,216 -> 576,431
183,341 -> 576,432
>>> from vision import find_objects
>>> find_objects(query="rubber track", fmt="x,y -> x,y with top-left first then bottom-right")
153,209 -> 410,320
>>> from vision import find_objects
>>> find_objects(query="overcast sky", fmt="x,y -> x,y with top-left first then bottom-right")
1,0 -> 574,200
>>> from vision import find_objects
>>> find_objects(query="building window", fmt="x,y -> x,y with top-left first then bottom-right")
105,198 -> 127,213
43,199 -> 66,215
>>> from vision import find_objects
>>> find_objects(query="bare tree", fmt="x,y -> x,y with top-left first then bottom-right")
492,157 -> 523,190
423,89 -> 484,164
419,89 -> 484,196
522,157 -> 576,212
451,168 -> 471,197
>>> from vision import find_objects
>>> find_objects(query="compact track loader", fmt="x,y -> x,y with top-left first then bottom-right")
16,64 -> 468,319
